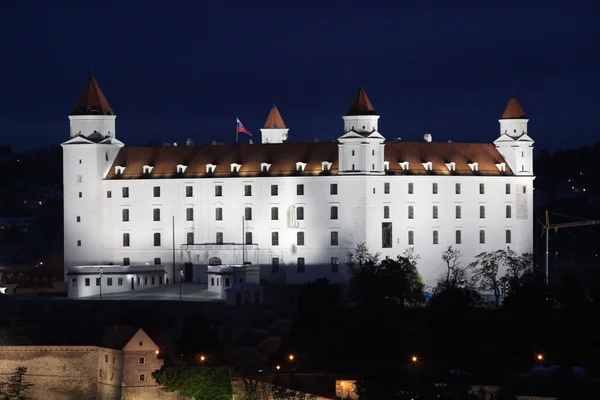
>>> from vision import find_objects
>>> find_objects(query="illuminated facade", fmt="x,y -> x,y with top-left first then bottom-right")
62,76 -> 534,297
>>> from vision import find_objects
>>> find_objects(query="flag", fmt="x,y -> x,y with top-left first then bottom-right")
237,117 -> 252,136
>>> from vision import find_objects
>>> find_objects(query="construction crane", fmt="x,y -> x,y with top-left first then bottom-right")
541,211 -> 600,284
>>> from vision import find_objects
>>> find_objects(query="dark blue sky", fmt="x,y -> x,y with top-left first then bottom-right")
0,0 -> 598,152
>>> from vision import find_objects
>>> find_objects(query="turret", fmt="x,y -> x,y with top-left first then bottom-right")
338,87 -> 385,175
494,96 -> 533,175
69,75 -> 116,139
260,105 -> 288,144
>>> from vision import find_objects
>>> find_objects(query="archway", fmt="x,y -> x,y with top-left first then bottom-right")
208,257 -> 222,266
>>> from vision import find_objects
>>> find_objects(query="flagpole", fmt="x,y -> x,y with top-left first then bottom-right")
236,116 -> 239,144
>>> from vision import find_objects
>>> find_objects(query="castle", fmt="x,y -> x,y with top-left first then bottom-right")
62,76 -> 534,298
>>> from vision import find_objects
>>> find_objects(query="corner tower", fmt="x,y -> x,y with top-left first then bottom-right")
69,75 -> 116,139
260,105 -> 289,144
338,87 -> 385,175
494,96 -> 534,175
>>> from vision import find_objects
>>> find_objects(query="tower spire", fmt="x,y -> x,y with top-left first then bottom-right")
71,75 -> 114,116
501,97 -> 526,119
347,86 -> 376,116
263,105 -> 287,129
260,105 -> 289,144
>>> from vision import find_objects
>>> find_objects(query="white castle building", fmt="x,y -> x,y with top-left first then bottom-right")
63,76 -> 534,298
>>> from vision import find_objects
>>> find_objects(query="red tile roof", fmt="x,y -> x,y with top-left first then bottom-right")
71,75 -> 114,116
263,105 -> 287,129
105,141 -> 512,179
501,97 -> 526,119
347,87 -> 377,116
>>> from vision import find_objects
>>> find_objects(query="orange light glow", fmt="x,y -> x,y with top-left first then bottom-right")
200,355 -> 206,362
276,365 -> 281,370
537,354 -> 543,361
411,356 -> 418,362
288,354 -> 294,361
155,350 -> 159,355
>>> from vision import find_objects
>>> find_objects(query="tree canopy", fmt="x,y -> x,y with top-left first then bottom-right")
152,365 -> 232,400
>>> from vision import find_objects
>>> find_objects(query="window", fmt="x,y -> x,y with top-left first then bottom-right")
77,216 -> 80,222
382,222 -> 392,248
432,205 -> 438,219
330,206 -> 338,220
96,278 -> 101,286
122,187 -> 129,198
523,186 -> 527,193
71,278 -> 76,288
330,231 -> 338,246
272,258 -> 279,273
432,183 -> 438,194
153,208 -> 160,221
215,185 -> 222,196
455,230 -> 462,244
506,205 -> 512,218
352,150 -> 355,156
245,232 -> 252,245
107,278 -> 113,286
479,230 -> 486,244
271,232 -> 279,246
225,278 -> 230,287
505,183 -> 511,194
211,277 -> 214,286
455,183 -> 461,194
79,192 -> 82,198
216,232 -> 223,244
245,207 -> 252,221
408,230 -> 414,245
408,205 -> 414,219
271,207 -> 278,220
244,185 -> 252,196
159,276 -> 163,284
153,186 -> 161,197
384,182 -> 390,194
384,206 -> 390,219
433,230 -> 439,244
296,207 -> 304,220
139,374 -> 145,382
123,257 -> 130,266
506,229 -> 512,243
154,232 -> 161,246
77,239 -> 82,246
271,185 -> 278,196
186,232 -> 194,245
186,207 -> 193,221
408,183 -> 414,194
118,278 -> 123,286
297,231 -> 305,246
297,258 -> 305,273
123,233 -> 130,247
122,209 -> 129,222
331,257 -> 339,273
352,164 -> 355,170
107,191 -> 112,198
215,208 -> 223,221
479,205 -> 485,219
85,278 -> 90,286
105,355 -> 108,363
479,183 -> 485,194
186,186 -> 193,197
297,184 -> 304,195
152,276 -> 155,285
330,184 -> 338,195
139,357 -> 145,365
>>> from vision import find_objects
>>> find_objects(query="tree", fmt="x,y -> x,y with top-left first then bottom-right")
379,256 -> 425,307
152,365 -> 232,400
504,251 -> 534,292
469,250 -> 508,307
441,246 -> 462,285
0,366 -> 34,400
346,243 -> 380,276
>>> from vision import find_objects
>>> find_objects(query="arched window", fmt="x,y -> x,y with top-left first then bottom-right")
209,257 -> 222,266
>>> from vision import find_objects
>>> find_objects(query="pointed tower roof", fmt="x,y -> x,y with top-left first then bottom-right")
71,75 -> 114,116
501,97 -> 526,119
347,87 -> 377,116
264,105 -> 287,129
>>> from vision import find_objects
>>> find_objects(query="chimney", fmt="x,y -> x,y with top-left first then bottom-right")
249,139 -> 253,144
186,138 -> 194,146
424,133 -> 432,142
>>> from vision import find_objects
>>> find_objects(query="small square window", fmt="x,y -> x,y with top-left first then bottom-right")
479,183 -> 485,194
297,184 -> 304,195
186,186 -> 193,197
77,216 -> 81,222
384,182 -> 390,194
154,257 -> 161,265
215,185 -> 222,196
139,374 -> 145,382
107,191 -> 112,198
330,183 -> 338,195
408,183 -> 414,194
107,278 -> 113,286
77,240 -> 82,247
244,185 -> 252,196
123,257 -> 130,266
78,192 -> 82,198
153,186 -> 161,197
85,278 -> 90,286
505,183 -> 511,194
122,187 -> 129,198
432,183 -> 438,194
271,185 -> 278,196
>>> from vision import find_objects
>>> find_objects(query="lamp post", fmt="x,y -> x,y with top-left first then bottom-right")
179,269 -> 184,301
99,267 -> 103,300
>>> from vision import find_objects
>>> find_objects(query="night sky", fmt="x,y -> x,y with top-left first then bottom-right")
0,0 -> 598,152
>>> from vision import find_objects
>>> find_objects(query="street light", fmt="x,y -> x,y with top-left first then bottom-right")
288,354 -> 294,361
537,354 -> 544,362
200,355 -> 206,362
275,365 -> 281,371
99,267 -> 103,300
411,355 -> 418,363
340,381 -> 346,400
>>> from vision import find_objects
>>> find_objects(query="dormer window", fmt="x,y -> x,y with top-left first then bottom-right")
321,161 -> 332,171
468,162 -> 479,172
206,164 -> 217,174
496,162 -> 506,172
445,162 -> 456,172
142,165 -> 154,174
422,162 -> 433,171
115,166 -> 126,175
231,163 -> 242,173
260,163 -> 272,173
383,161 -> 390,171
296,162 -> 307,172
176,164 -> 188,174
399,161 -> 410,171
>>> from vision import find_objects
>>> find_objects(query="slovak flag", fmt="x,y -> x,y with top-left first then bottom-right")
237,117 -> 252,136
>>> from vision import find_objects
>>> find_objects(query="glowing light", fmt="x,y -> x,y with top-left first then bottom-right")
537,354 -> 543,361
411,356 -> 418,362
276,365 -> 281,370
155,350 -> 159,355
288,354 -> 294,361
341,381 -> 345,386
200,355 -> 206,362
